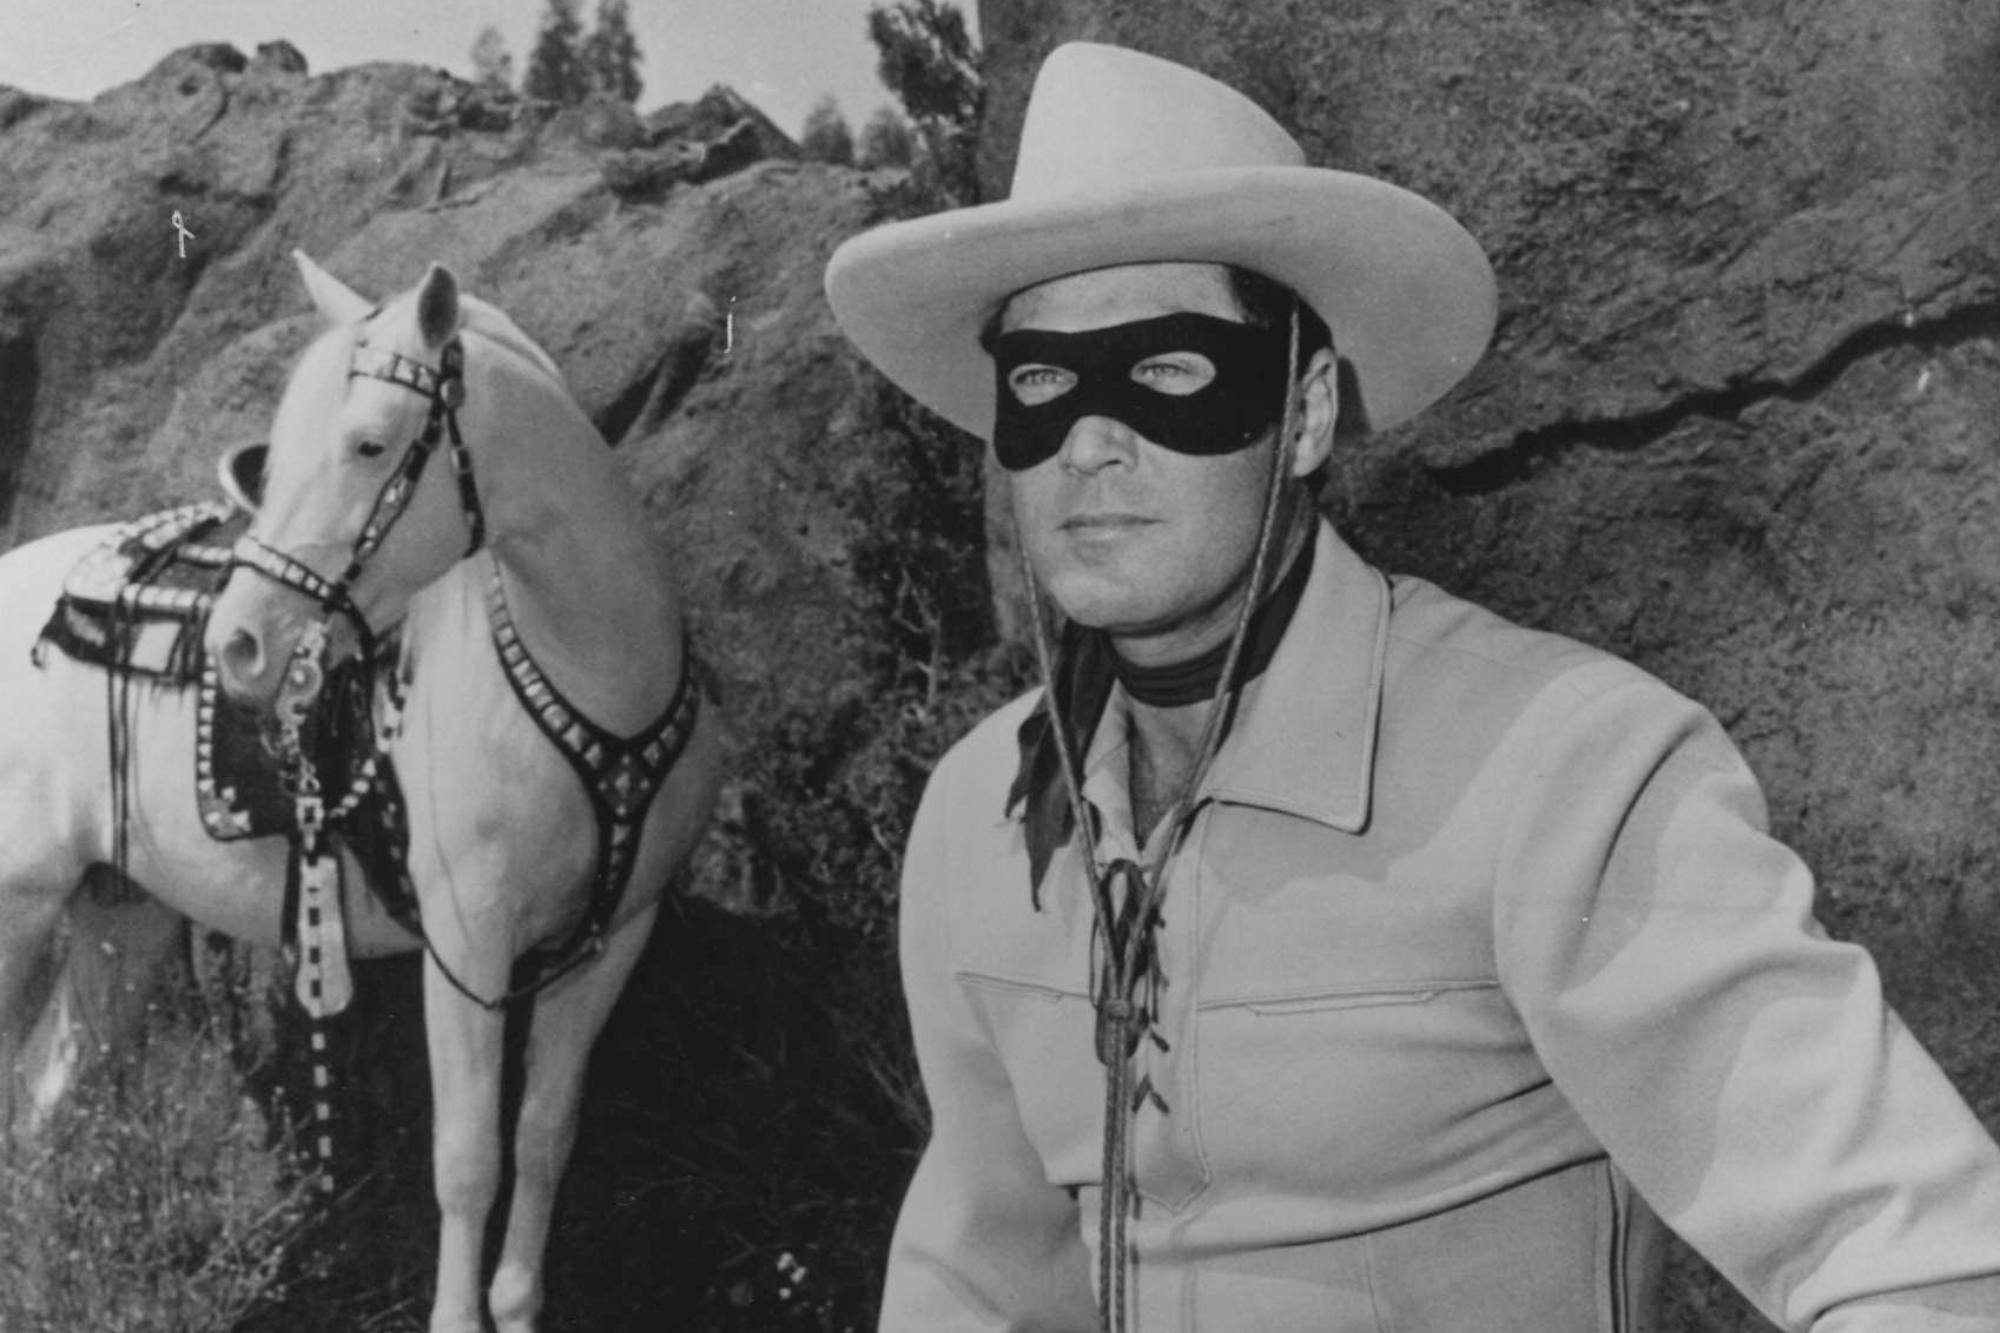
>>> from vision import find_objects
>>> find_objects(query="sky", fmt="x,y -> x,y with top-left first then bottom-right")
0,0 -> 967,136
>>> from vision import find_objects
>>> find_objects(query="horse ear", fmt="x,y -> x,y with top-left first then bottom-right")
416,263 -> 461,349
291,250 -> 374,324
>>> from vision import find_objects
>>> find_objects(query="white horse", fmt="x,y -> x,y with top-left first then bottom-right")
0,252 -> 723,1333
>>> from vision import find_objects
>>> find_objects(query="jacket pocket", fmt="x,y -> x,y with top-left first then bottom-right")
956,967 -> 1212,1212
1194,977 -> 1517,1203
954,969 -> 1106,1190
956,970 -> 1087,1004
1205,977 -> 1501,1015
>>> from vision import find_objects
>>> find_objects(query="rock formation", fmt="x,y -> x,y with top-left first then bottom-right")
0,43 -> 906,736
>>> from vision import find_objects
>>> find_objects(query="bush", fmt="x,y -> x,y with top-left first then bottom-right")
801,97 -> 857,166
666,353 -> 1022,1328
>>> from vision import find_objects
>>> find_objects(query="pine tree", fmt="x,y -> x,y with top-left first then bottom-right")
865,1 -> 982,203
469,26 -> 514,91
468,26 -> 512,89
800,96 -> 857,165
582,0 -> 644,103
857,105 -> 917,170
523,0 -> 588,104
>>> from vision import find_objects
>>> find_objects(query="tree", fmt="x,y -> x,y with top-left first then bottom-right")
523,0 -> 588,103
865,0 -> 982,203
582,0 -> 644,103
856,105 -> 916,170
800,96 -> 856,165
470,26 -> 514,91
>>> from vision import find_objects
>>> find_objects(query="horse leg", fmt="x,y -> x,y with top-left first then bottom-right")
0,825 -> 90,1140
14,875 -> 185,1133
487,903 -> 658,1333
423,937 -> 514,1333
0,898 -> 65,1141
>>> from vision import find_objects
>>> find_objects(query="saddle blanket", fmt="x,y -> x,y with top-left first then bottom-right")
34,503 -> 409,887
41,501 -> 240,680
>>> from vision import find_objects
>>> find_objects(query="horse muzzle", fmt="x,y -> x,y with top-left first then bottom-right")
205,584 -> 359,716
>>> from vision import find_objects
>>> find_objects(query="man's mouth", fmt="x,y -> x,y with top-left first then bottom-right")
1061,512 -> 1155,532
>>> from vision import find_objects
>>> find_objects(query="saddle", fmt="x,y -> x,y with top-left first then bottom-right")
33,497 -> 416,924
41,501 -> 238,683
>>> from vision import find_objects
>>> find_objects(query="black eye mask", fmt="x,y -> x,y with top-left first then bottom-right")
987,312 -> 1294,472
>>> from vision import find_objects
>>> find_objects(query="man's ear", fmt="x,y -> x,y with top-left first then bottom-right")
1289,347 -> 1340,479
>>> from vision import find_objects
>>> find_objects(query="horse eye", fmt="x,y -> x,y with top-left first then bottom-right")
356,439 -> 387,459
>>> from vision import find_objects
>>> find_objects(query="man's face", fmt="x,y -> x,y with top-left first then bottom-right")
1000,262 -> 1288,666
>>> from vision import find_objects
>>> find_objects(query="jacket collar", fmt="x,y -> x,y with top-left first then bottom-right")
1188,521 -> 1389,833
1065,520 -> 1388,852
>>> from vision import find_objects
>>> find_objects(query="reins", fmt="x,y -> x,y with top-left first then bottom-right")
1016,305 -> 1303,1333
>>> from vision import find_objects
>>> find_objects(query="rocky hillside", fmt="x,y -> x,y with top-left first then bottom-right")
0,40 -> 911,736
980,4 -> 2000,1328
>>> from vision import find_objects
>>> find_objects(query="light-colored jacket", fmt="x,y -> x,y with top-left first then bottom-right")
883,520 -> 2000,1332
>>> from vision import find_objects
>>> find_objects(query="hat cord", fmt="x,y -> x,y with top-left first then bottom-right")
1013,304 -> 1303,1333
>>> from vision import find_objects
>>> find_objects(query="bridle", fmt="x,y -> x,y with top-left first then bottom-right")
227,333 -> 485,659
218,327 -> 487,1194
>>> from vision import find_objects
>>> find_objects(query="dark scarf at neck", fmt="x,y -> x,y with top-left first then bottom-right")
1005,535 -> 1317,903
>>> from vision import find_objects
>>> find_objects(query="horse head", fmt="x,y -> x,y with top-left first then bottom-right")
206,253 -> 484,713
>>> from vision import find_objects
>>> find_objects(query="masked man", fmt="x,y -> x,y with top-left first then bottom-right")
825,41 -> 2000,1333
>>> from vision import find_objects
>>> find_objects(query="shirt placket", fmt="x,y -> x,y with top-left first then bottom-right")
1078,694 -> 1213,1215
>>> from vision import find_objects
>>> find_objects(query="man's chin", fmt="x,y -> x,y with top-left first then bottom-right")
1041,569 -> 1148,629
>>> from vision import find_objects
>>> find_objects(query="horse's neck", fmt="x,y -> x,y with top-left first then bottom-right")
492,522 -> 685,737
460,371 -> 686,737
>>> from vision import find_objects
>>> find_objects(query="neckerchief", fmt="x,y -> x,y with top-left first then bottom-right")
1005,534 -> 1316,904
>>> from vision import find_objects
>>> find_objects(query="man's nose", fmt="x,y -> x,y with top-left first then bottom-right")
1057,414 -> 1139,473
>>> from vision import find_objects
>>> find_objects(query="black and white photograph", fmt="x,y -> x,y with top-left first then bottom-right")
1,2 -> 1997,1330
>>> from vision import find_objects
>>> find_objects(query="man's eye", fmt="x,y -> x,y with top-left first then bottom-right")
1007,364 -> 1076,406
1131,352 -> 1217,396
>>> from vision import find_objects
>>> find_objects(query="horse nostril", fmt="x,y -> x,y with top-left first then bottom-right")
218,628 -> 266,688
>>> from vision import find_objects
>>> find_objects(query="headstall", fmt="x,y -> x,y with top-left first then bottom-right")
226,334 -> 484,658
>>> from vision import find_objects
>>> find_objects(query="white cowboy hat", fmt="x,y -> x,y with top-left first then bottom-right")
824,41 -> 1497,440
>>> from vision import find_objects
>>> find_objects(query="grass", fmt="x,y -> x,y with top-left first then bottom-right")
0,1010 -> 318,1333
71,891 -> 935,1333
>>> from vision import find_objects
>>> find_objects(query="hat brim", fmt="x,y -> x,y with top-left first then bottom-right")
825,165 -> 1497,441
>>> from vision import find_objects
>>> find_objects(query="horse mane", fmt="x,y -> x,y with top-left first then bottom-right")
457,294 -> 568,389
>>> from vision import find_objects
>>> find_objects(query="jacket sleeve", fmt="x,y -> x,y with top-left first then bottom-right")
878,764 -> 1098,1332
1492,666 -> 2000,1332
